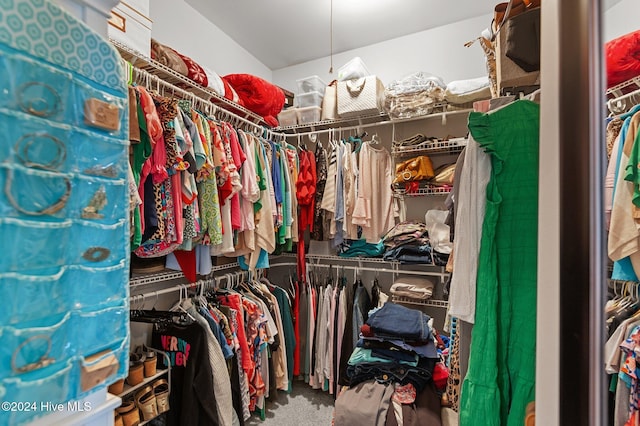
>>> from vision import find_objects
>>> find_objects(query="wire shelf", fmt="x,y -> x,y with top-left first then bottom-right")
275,108 -> 472,133
391,296 -> 449,308
111,40 -> 267,126
393,186 -> 452,197
129,262 -> 240,287
306,254 -> 398,264
607,76 -> 640,98
392,138 -> 467,157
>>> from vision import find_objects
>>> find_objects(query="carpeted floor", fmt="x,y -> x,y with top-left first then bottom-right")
245,382 -> 335,426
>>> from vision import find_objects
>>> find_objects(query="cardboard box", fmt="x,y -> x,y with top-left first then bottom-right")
108,3 -> 152,57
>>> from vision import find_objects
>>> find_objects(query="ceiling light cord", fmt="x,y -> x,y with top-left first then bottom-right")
329,0 -> 334,74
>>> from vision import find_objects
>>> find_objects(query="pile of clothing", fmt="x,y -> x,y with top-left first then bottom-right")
334,302 -> 447,425
384,72 -> 447,119
381,222 -> 449,265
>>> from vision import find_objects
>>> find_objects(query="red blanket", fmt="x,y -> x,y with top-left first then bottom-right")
606,30 -> 640,89
223,74 -> 285,126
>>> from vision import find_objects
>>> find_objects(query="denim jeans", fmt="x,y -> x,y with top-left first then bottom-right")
367,302 -> 433,341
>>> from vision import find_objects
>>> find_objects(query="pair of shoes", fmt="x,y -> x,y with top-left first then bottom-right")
133,346 -> 158,378
126,354 -> 144,386
116,398 -> 140,426
141,347 -> 157,377
134,378 -> 170,421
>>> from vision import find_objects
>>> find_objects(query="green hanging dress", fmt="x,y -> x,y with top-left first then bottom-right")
459,100 -> 539,426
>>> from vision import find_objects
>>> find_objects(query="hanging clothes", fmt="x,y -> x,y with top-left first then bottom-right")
459,100 -> 539,426
352,142 -> 396,243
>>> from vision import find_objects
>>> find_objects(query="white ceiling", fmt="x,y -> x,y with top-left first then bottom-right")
186,0 -> 625,71
185,0 -> 501,70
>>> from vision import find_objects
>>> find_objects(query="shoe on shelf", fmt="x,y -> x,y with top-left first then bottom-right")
135,385 -> 158,421
142,347 -> 157,377
108,378 -> 125,395
126,353 -> 144,386
114,412 -> 124,426
152,378 -> 170,414
116,398 -> 140,426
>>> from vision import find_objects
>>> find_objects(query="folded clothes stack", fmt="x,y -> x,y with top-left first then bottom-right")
390,276 -> 435,300
338,238 -> 386,258
346,302 -> 442,391
381,221 -> 449,265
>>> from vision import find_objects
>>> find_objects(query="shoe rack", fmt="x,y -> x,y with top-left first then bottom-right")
111,348 -> 171,426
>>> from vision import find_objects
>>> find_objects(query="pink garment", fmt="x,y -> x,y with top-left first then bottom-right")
327,285 -> 338,395
171,172 -> 184,245
239,132 -> 260,232
135,86 -> 167,233
137,86 -> 168,185
335,286 -> 347,390
226,123 -> 247,231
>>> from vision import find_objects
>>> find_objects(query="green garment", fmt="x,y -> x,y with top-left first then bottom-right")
130,91 -> 152,250
272,286 -> 296,392
624,123 -> 640,207
459,100 -> 539,426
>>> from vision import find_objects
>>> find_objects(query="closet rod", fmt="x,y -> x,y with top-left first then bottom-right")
279,109 -> 470,140
129,268 -> 271,304
131,65 -> 268,137
130,282 -> 207,304
272,261 -> 448,279
607,87 -> 640,114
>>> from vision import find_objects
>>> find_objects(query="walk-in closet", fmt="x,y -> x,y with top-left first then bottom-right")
0,0 -> 636,425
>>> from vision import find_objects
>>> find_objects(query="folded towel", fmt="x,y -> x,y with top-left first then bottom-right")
391,276 -> 435,300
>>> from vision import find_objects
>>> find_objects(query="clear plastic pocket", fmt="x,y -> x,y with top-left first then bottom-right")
0,164 -> 73,219
0,217 -> 72,271
0,50 -> 73,123
0,359 -> 73,426
77,338 -> 128,397
71,129 -> 128,179
72,306 -> 128,357
0,312 -> 72,379
72,79 -> 126,138
65,260 -> 128,310
68,175 -> 127,223
0,109 -> 72,171
0,268 -> 69,326
72,219 -> 127,266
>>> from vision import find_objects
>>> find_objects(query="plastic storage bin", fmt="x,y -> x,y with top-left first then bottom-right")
296,106 -> 322,125
296,75 -> 327,94
278,108 -> 298,126
338,57 -> 371,81
296,91 -> 324,108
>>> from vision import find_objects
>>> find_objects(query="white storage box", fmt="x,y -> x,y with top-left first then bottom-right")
278,108 -> 298,127
296,91 -> 324,108
108,2 -> 152,57
119,0 -> 149,17
297,75 -> 327,94
296,106 -> 322,125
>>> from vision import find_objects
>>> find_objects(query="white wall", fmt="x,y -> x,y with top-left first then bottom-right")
150,0 -> 272,80
272,14 -> 493,93
604,0 -> 640,41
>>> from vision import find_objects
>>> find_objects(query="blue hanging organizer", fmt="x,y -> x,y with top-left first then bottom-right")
0,1 -> 130,425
